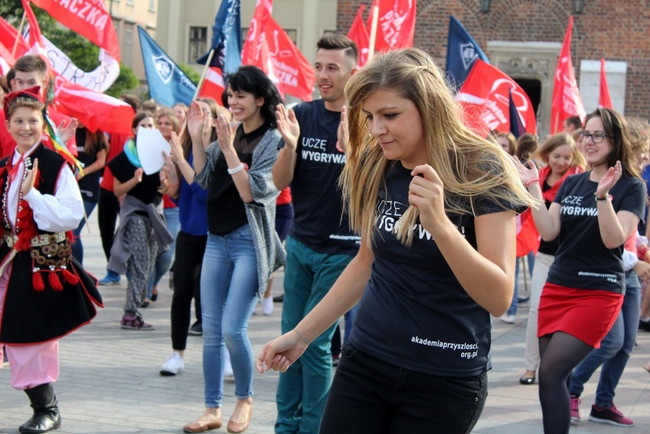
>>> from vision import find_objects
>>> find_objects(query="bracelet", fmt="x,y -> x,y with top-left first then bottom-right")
227,163 -> 244,175
524,178 -> 540,188
294,329 -> 310,346
595,194 -> 613,201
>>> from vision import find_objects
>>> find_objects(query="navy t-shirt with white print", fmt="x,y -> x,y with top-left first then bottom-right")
287,99 -> 360,256
547,172 -> 646,293
349,162 -> 518,377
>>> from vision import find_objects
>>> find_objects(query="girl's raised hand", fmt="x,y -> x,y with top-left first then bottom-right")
596,160 -> 622,197
408,164 -> 447,236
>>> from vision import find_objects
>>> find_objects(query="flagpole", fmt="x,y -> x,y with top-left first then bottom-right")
368,5 -> 379,61
194,49 -> 216,100
12,11 -> 26,56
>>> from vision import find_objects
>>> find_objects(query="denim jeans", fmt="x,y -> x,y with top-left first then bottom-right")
569,270 -> 641,406
71,200 -> 98,264
200,226 -> 258,407
320,343 -> 487,434
507,252 -> 535,316
147,207 -> 180,298
276,236 -> 354,434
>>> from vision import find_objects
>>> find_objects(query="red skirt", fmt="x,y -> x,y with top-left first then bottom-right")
538,282 -> 623,348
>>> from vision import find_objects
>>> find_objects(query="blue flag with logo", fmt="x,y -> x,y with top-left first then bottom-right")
445,16 -> 489,91
196,0 -> 241,75
138,26 -> 197,107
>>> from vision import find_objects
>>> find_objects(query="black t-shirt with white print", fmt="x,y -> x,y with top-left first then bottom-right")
547,172 -> 646,293
349,161 -> 518,377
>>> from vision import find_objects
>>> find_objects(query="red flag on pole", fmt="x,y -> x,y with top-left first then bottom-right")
598,58 -> 613,109
367,0 -> 416,53
347,4 -> 370,67
21,0 -> 44,49
456,60 -> 537,137
0,17 -> 29,60
52,78 -> 135,135
241,0 -> 273,67
242,0 -> 314,101
550,17 -> 585,134
30,0 -> 120,60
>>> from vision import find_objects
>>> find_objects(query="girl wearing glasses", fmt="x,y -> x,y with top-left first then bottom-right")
513,108 -> 646,433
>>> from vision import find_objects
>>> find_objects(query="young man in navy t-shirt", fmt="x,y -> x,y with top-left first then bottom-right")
271,34 -> 360,434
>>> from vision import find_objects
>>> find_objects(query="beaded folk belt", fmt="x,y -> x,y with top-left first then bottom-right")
3,232 -> 67,248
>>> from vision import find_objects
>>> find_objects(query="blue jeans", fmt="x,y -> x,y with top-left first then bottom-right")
276,236 -> 354,434
507,252 -> 535,316
147,207 -> 180,298
200,226 -> 258,407
71,200 -> 98,264
320,343 -> 487,434
569,270 -> 641,406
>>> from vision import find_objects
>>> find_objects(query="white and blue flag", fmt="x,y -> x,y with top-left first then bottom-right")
138,26 -> 197,107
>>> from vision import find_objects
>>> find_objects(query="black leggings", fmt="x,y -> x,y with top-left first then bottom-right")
170,232 -> 206,350
538,331 -> 593,434
97,188 -> 120,261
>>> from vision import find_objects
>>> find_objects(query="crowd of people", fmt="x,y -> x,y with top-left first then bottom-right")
1,31 -> 650,434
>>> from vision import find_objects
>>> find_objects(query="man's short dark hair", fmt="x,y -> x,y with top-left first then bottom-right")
14,55 -> 48,79
316,33 -> 358,67
565,115 -> 582,130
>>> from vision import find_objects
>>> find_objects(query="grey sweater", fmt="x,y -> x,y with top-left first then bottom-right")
195,127 -> 286,297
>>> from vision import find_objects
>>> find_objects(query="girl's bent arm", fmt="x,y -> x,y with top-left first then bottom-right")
432,210 -> 517,316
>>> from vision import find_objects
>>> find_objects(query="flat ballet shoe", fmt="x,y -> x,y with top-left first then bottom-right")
227,404 -> 253,433
183,409 -> 222,433
519,375 -> 536,385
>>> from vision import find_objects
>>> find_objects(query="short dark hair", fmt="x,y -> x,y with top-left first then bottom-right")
14,55 -> 48,79
119,94 -> 141,110
316,33 -> 358,66
565,115 -> 582,130
131,111 -> 153,130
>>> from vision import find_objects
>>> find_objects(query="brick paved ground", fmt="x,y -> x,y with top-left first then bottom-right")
2,214 -> 649,433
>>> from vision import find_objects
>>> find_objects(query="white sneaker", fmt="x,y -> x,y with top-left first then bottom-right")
501,314 -> 516,324
160,352 -> 184,376
224,349 -> 234,379
262,296 -> 274,315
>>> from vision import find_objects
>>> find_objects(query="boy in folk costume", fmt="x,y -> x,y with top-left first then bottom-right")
0,87 -> 102,433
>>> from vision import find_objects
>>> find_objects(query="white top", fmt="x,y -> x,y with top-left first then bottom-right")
7,143 -> 84,233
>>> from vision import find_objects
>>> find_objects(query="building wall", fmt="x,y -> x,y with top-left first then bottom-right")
337,0 -> 650,136
155,0 -> 338,74
104,0 -> 158,79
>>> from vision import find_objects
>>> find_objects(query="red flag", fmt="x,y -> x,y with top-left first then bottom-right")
456,60 -> 537,137
21,0 -> 44,49
198,67 -> 226,103
550,17 -> 584,134
367,0 -> 416,53
347,4 -> 370,67
0,16 -> 29,60
30,0 -> 120,60
241,0 -> 273,67
242,1 -> 314,101
599,58 -> 613,109
52,78 -> 135,135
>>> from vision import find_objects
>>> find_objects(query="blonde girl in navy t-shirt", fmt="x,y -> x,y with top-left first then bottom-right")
257,48 -> 533,434
514,108 -> 646,434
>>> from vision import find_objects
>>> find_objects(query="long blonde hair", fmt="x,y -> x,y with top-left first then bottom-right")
341,48 -> 534,246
